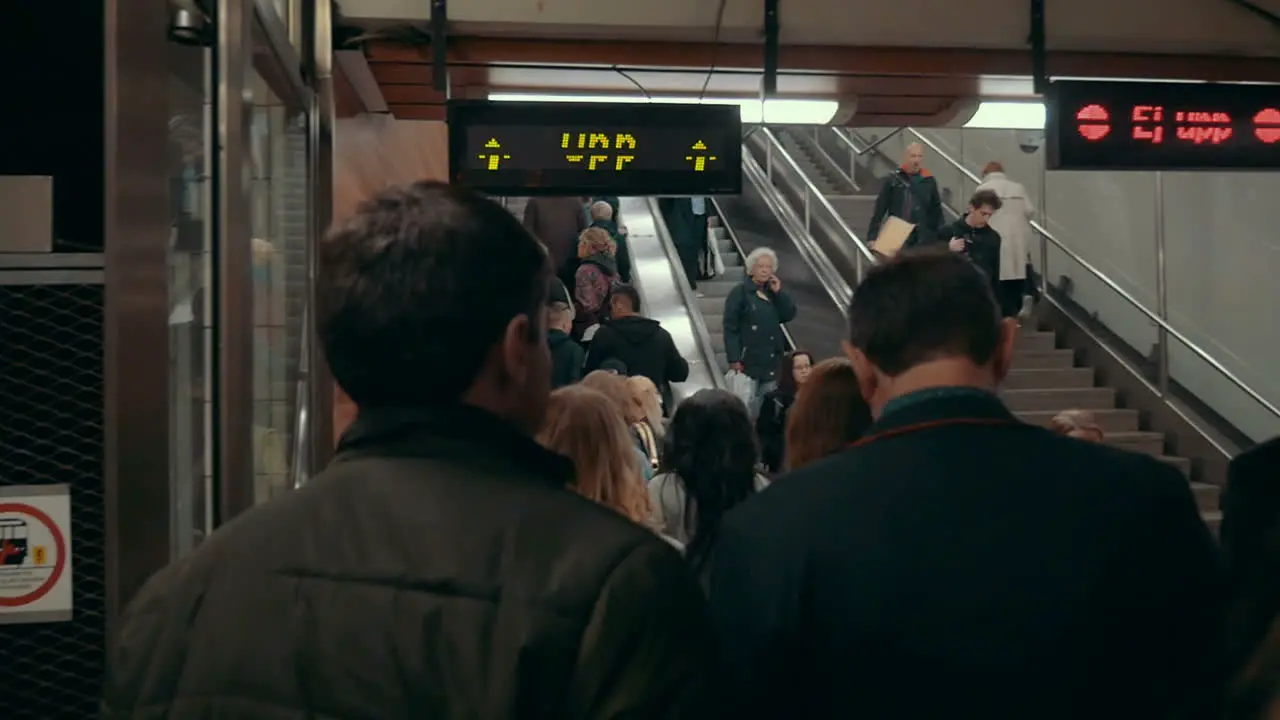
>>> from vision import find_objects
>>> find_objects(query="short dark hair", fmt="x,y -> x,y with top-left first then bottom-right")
611,284 -> 641,313
848,249 -> 1001,376
318,181 -> 549,408
970,188 -> 1003,212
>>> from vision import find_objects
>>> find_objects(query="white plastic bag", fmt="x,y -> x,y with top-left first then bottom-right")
724,369 -> 756,411
708,227 -> 726,277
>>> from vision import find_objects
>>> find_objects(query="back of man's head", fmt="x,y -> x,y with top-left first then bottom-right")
319,181 -> 551,429
843,249 -> 1016,411
590,201 -> 613,222
547,301 -> 574,333
609,284 -> 642,317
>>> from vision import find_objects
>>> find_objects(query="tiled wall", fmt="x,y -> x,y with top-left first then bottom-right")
330,116 -> 450,443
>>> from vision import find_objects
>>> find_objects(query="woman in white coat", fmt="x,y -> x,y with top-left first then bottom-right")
977,161 -> 1036,319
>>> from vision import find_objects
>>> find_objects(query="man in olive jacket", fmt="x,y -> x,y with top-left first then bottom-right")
102,182 -> 713,718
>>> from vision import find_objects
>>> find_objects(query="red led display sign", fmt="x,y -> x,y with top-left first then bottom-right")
1047,80 -> 1280,170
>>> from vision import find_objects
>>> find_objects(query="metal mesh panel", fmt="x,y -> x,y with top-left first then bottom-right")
0,283 -> 106,717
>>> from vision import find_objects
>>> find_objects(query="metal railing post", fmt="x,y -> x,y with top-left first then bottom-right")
765,135 -> 773,180
1154,171 -> 1170,397
803,185 -> 811,234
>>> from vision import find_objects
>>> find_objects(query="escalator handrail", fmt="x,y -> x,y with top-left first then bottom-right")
709,196 -> 798,352
741,139 -> 854,316
847,126 -> 1280,425
757,127 -> 879,267
645,196 -> 727,391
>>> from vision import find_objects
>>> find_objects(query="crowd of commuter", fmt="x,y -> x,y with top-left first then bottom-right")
100,179 -> 1280,719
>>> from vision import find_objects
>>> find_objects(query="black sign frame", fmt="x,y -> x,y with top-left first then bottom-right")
446,100 -> 743,196
1046,79 -> 1280,171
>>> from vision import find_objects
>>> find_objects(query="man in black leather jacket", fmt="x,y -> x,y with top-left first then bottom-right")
910,188 -> 1003,300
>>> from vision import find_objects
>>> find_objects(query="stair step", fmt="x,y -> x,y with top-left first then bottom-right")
700,280 -> 739,297
721,253 -> 743,266
1000,387 -> 1115,412
1012,349 -> 1075,369
1202,509 -> 1222,535
1191,481 -> 1220,512
1015,331 -> 1056,352
1159,455 -> 1192,477
704,313 -> 724,331
715,351 -> 728,370
711,226 -> 727,239
1017,408 -> 1140,432
710,332 -> 726,352
696,294 -> 727,313
1003,368 -> 1094,390
1105,431 -> 1165,456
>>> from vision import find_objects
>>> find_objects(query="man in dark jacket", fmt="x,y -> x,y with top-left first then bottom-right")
585,284 -> 689,413
912,188 -> 1003,300
102,182 -> 713,718
867,141 -> 943,246
708,250 -> 1222,719
547,280 -> 584,388
523,195 -> 587,280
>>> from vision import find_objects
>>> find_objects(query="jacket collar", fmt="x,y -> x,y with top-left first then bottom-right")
898,166 -> 933,178
870,385 -> 1014,435
334,404 -> 574,488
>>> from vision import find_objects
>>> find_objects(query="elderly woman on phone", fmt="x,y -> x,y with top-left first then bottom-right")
723,247 -> 798,417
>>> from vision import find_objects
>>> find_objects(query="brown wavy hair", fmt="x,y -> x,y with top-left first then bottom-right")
784,358 -> 873,471
537,385 -> 652,524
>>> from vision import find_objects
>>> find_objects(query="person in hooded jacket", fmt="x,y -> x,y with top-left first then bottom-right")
547,279 -> 585,388
586,284 -> 690,415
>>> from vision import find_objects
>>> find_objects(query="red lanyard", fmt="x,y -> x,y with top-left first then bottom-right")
849,417 -> 1029,450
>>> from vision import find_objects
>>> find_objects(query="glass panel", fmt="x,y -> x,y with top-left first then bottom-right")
248,68 -> 309,504
168,42 -> 213,555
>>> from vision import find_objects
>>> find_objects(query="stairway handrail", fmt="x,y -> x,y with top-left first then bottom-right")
841,125 -> 1280,424
758,127 -> 880,267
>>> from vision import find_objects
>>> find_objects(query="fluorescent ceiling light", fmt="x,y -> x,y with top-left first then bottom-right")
964,101 -> 1046,130
485,93 -> 839,125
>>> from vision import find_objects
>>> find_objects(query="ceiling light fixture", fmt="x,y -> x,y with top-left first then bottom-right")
485,93 -> 839,125
964,101 -> 1047,130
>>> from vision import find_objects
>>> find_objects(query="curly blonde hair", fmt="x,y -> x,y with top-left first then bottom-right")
577,226 -> 616,259
625,376 -> 665,436
538,385 -> 652,525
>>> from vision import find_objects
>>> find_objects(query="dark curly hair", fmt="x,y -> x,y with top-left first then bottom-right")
660,388 -> 760,572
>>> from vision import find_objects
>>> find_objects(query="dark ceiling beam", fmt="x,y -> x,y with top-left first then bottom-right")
364,37 -> 1280,83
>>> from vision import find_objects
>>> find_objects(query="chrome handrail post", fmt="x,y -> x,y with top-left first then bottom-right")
803,184 -> 811,234
1154,171 -> 1170,397
765,134 -> 773,181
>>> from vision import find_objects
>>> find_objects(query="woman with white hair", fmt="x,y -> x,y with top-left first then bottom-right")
722,246 -> 797,415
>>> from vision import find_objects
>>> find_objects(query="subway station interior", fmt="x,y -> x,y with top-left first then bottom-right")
3,0 -> 1280,714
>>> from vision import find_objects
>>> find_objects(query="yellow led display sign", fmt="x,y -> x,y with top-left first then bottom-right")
448,100 -> 742,196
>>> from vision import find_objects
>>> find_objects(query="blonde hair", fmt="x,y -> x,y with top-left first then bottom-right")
581,370 -> 632,416
538,385 -> 652,524
626,376 -> 665,436
577,227 -> 616,259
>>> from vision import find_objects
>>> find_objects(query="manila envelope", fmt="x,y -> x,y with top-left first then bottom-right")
872,215 -> 915,257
